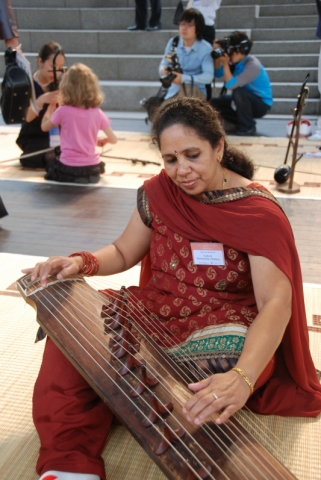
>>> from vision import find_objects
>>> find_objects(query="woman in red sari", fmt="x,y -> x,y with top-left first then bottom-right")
23,97 -> 321,480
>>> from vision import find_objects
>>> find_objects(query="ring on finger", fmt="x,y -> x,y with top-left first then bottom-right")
213,393 -> 219,401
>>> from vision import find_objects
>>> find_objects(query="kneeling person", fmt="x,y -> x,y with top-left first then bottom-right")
210,31 -> 273,136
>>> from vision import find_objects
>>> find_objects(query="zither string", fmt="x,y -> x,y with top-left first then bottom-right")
103,280 -> 283,457
42,283 -> 260,480
53,279 -> 285,480
34,286 -> 232,480
41,279 -> 288,480
89,279 -> 287,476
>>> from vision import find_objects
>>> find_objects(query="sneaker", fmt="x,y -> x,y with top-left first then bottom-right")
74,177 -> 89,184
127,25 -> 146,31
308,131 -> 321,141
39,471 -> 100,480
146,25 -> 161,31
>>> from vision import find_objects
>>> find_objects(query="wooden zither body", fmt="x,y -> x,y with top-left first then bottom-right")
17,274 -> 297,480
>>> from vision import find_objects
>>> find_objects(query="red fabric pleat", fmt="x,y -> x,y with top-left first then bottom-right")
33,338 -> 114,479
141,170 -> 321,417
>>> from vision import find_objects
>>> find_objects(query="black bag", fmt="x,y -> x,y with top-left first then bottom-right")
1,47 -> 31,124
141,86 -> 168,124
173,1 -> 184,25
141,36 -> 180,123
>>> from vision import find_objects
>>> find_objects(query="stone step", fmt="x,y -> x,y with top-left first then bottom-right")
5,29 -> 319,57
254,15 -> 315,29
10,0 -> 314,6
13,5 -> 316,32
217,5 -> 316,29
267,68 -> 317,83
252,28 -> 317,41
11,0 -> 179,7
272,82 -> 319,98
0,52 -> 318,83
97,82 -> 320,115
252,40 -> 320,55
259,3 -> 316,17
256,53 -> 318,68
222,0 -> 312,4
13,6 -> 179,31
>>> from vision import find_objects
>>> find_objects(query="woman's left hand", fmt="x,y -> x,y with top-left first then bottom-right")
183,370 -> 252,425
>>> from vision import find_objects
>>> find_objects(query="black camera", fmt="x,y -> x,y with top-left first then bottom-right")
211,37 -> 234,60
160,52 -> 183,89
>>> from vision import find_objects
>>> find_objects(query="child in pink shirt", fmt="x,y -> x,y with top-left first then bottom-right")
42,63 -> 117,184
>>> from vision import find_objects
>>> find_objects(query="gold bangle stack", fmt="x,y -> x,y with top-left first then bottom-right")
232,367 -> 255,395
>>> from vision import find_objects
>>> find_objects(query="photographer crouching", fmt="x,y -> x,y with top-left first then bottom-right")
210,31 -> 273,136
159,8 -> 214,101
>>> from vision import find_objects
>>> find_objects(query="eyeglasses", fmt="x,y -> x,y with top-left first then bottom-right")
179,21 -> 195,28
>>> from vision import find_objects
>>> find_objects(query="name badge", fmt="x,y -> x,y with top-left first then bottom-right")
190,242 -> 225,266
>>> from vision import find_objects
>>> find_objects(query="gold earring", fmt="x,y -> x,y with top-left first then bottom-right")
217,156 -> 222,163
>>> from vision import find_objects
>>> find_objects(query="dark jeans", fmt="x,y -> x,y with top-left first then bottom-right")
210,87 -> 271,131
135,0 -> 162,28
203,25 -> 215,100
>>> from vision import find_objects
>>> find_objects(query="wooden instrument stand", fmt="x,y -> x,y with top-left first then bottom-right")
276,74 -> 310,194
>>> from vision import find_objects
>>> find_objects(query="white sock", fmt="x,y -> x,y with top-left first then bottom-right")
39,471 -> 100,480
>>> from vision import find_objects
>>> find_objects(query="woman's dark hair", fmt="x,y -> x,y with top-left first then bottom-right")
151,97 -> 255,180
179,8 -> 205,40
38,41 -> 65,62
229,31 -> 253,55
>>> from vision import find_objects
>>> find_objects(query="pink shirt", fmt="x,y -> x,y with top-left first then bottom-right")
51,105 -> 110,166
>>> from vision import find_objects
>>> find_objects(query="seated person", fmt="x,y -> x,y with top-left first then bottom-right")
210,31 -> 273,136
22,97 -> 321,480
159,8 -> 214,101
41,63 -> 117,185
16,41 -> 65,168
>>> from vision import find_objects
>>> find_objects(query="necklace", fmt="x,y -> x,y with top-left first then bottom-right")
34,70 -> 51,89
222,168 -> 227,189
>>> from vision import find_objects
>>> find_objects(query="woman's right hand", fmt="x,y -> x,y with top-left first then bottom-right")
21,255 -> 83,288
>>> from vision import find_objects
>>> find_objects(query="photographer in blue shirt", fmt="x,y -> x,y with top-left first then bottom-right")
210,31 -> 273,136
159,8 -> 214,101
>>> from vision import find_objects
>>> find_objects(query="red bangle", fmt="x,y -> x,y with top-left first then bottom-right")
69,251 -> 99,276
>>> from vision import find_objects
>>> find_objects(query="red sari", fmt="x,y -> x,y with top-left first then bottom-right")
136,169 -> 321,417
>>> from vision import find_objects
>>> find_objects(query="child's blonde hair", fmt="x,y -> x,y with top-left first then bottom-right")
59,63 -> 104,109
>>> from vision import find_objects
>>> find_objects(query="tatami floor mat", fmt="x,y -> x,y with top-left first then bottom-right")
0,253 -> 320,480
1,127 -> 321,198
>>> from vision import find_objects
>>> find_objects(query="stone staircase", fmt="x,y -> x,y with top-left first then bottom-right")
2,0 -> 320,119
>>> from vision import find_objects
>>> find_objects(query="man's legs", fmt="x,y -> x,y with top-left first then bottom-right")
203,25 -> 215,100
33,338 -> 114,480
148,0 -> 162,28
232,87 -> 270,132
210,94 -> 238,126
134,0 -> 148,29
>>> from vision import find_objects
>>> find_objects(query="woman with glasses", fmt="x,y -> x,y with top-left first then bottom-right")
159,8 -> 213,101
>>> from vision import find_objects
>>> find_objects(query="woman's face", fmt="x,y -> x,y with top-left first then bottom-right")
160,124 -> 225,195
38,53 -> 65,84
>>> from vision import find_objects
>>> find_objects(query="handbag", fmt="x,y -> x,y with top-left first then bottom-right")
173,0 -> 184,25
1,47 -> 31,124
177,76 -> 206,100
140,85 -> 168,124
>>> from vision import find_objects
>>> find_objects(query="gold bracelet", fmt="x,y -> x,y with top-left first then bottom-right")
232,367 -> 255,395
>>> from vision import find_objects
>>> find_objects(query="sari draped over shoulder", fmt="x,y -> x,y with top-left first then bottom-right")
132,169 -> 321,418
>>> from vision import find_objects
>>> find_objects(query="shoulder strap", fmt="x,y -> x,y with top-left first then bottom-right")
171,36 -> 180,51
